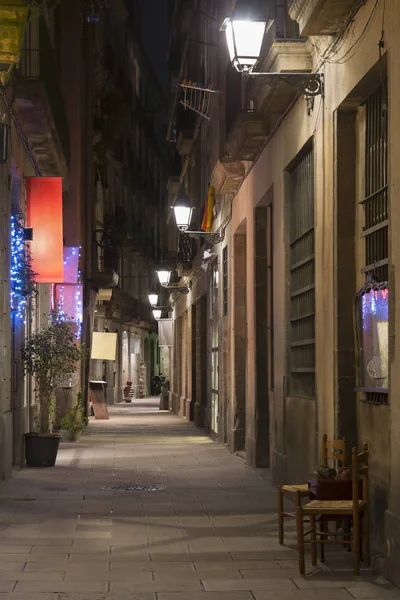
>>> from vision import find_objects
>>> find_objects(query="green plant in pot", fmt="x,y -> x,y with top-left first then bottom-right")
22,309 -> 86,467
57,393 -> 88,442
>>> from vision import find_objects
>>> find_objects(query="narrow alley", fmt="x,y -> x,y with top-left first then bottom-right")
0,399 -> 397,600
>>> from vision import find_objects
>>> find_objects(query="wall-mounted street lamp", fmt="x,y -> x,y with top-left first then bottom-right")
152,309 -> 162,320
148,293 -> 159,307
220,0 -> 323,99
156,269 -> 190,294
172,193 -> 225,244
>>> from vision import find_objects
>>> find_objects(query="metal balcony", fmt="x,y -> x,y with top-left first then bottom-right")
15,17 -> 69,176
288,0 -> 362,35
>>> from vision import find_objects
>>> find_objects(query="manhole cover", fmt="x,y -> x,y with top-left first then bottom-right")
102,485 -> 165,492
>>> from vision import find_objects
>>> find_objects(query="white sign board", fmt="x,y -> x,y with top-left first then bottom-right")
91,332 -> 118,361
158,318 -> 173,347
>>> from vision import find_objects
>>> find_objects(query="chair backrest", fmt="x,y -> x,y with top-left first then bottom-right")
322,434 -> 347,468
352,443 -> 369,508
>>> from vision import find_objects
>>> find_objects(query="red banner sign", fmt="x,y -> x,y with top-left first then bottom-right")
26,177 -> 64,283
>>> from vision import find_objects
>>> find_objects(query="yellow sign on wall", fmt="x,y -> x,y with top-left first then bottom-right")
91,332 -> 118,361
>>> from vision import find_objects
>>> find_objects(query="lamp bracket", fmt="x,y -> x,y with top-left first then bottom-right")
161,284 -> 190,294
244,71 -> 324,98
184,230 -> 224,244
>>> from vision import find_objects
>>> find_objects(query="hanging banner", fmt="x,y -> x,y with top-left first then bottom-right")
91,332 -> 117,361
63,247 -> 79,284
201,184 -> 215,232
158,318 -> 173,346
26,177 -> 64,283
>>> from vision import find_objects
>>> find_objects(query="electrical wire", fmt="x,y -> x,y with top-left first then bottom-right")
314,0 -> 380,66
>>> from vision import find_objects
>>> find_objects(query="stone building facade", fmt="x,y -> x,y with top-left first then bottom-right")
166,0 -> 400,584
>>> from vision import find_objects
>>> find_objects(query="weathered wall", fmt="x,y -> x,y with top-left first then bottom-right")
226,0 -> 394,503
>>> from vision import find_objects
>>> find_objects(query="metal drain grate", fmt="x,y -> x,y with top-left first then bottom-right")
102,485 -> 165,492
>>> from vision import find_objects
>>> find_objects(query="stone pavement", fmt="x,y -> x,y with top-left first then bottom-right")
0,398 -> 398,600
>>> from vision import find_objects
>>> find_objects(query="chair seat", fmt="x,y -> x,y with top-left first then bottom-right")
303,499 -> 367,514
281,484 -> 309,494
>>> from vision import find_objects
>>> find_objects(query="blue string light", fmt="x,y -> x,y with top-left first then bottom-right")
56,246 -> 83,339
10,211 -> 34,322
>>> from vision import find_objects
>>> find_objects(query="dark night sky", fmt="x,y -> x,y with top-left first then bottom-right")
138,0 -> 171,92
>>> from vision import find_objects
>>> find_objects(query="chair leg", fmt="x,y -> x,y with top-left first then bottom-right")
310,515 -> 317,566
320,519 -> 325,563
353,512 -> 361,576
364,510 -> 371,567
296,505 -> 305,575
278,487 -> 284,545
344,519 -> 351,552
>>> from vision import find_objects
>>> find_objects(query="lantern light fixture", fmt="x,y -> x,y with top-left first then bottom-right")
153,309 -> 162,320
172,193 -> 225,244
156,269 -> 190,294
220,0 -> 270,73
220,0 -> 324,100
156,270 -> 171,286
148,293 -> 159,307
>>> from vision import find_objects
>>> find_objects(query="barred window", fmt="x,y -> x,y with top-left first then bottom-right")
223,246 -> 228,316
288,146 -> 315,399
359,80 -> 389,404
362,81 -> 388,281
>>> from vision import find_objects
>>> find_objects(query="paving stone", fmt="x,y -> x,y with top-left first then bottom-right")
0,594 -> 60,600
110,581 -> 203,593
15,582 -> 108,593
252,592 -> 354,600
59,595 -> 155,600
202,578 -> 297,591
157,594 -> 254,600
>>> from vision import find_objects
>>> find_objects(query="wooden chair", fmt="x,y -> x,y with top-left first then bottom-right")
278,435 -> 347,545
296,444 -> 370,576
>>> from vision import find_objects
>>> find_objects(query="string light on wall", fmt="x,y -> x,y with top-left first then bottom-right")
10,205 -> 36,323
54,246 -> 83,338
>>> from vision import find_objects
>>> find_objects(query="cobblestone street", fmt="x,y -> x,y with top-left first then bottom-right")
0,399 -> 397,600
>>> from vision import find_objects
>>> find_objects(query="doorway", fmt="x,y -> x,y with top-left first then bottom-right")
233,230 -> 247,451
210,260 -> 219,434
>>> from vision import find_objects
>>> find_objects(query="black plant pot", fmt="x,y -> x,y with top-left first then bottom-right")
24,433 -> 62,467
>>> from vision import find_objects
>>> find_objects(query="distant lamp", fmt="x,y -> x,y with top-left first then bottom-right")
220,0 -> 323,101
153,309 -> 162,320
148,293 -> 159,307
172,189 -> 225,244
156,270 -> 171,286
172,193 -> 193,231
155,268 -> 189,294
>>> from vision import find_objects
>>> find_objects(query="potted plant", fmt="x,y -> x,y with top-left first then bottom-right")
22,309 -> 86,467
56,393 -> 88,442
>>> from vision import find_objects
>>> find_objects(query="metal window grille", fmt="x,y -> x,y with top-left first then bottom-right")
361,80 -> 388,405
223,246 -> 228,316
361,81 -> 388,282
288,147 -> 315,398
